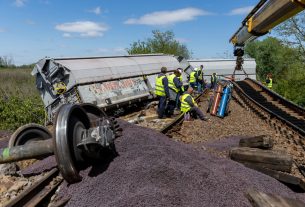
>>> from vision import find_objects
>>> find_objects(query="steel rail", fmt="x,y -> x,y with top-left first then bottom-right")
160,89 -> 209,134
5,168 -> 62,207
232,80 -> 305,136
245,78 -> 305,116
5,89 -> 207,207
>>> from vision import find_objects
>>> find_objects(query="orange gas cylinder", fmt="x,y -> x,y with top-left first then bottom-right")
210,84 -> 223,116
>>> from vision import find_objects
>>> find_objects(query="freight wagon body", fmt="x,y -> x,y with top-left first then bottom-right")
32,54 -> 190,122
187,59 -> 256,81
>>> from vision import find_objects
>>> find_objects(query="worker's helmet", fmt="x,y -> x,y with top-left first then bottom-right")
177,68 -> 183,74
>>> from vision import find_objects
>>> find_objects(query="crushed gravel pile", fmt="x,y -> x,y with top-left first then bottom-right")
21,156 -> 56,176
48,120 -> 305,207
172,99 -> 274,144
171,96 -> 305,180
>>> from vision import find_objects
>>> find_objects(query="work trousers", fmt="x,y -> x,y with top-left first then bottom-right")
197,81 -> 205,92
166,100 -> 176,117
189,106 -> 207,120
175,92 -> 182,109
210,82 -> 216,90
189,83 -> 197,90
157,96 -> 167,118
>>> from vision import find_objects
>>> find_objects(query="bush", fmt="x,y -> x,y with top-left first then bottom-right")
0,96 -> 45,130
245,37 -> 305,107
0,68 -> 45,130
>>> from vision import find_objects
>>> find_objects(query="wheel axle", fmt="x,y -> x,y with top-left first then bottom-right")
0,104 -> 121,184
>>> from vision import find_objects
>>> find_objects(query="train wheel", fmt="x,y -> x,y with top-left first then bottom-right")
54,104 -> 90,184
9,123 -> 52,148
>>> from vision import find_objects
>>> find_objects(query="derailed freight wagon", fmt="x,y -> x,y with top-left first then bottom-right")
187,59 -> 256,81
32,54 -> 190,123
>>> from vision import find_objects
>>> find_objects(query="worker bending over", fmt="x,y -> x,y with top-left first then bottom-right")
167,68 -> 183,117
180,87 -> 210,121
155,67 -> 170,119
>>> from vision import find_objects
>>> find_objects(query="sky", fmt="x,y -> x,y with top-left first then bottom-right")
0,0 -> 260,65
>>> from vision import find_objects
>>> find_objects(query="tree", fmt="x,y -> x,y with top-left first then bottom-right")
245,37 -> 305,106
274,11 -> 305,58
0,56 -> 14,68
126,30 -> 191,59
245,37 -> 300,80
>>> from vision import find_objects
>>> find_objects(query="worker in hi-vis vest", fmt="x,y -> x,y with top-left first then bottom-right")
196,65 -> 204,92
155,67 -> 170,119
180,87 -> 210,121
176,68 -> 184,109
167,68 -> 183,116
189,68 -> 198,90
210,72 -> 218,90
266,73 -> 273,89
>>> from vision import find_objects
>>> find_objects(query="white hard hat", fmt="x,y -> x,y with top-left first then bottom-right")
177,68 -> 183,74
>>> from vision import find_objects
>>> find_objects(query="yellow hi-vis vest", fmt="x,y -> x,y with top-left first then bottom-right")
189,71 -> 196,83
267,78 -> 273,89
197,70 -> 203,80
155,75 -> 166,96
180,93 -> 197,113
168,74 -> 179,93
179,76 -> 185,92
211,74 -> 217,83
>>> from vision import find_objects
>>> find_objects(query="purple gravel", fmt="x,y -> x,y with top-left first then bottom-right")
21,156 -> 57,176
50,120 -> 305,207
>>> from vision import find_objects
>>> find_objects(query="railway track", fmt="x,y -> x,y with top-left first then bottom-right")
3,83 -> 305,206
4,80 -> 305,206
233,78 -> 305,141
160,90 -> 208,134
3,91 -> 208,207
5,168 -> 62,207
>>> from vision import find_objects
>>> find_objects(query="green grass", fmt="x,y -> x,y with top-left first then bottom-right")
0,68 -> 45,130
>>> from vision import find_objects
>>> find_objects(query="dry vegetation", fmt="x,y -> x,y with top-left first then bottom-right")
0,68 -> 44,130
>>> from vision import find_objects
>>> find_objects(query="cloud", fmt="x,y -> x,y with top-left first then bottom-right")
227,6 -> 254,15
14,0 -> 27,7
88,6 -> 101,15
0,28 -> 6,33
124,7 -> 211,26
55,21 -> 108,37
63,33 -> 72,38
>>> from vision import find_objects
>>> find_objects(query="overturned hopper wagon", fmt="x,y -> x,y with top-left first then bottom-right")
31,54 -> 190,123
187,59 -> 256,82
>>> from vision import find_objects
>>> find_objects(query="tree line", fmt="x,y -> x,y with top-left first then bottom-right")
0,56 -> 34,69
245,11 -> 305,106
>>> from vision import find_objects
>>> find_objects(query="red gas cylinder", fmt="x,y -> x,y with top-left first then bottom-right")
210,84 -> 223,116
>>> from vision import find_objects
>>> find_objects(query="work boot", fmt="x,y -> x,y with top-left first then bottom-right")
202,117 -> 211,122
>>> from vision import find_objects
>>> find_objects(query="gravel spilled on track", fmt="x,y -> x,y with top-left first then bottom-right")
33,120 -> 304,207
